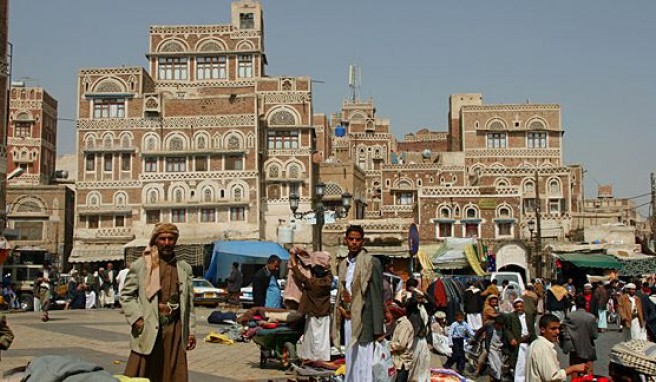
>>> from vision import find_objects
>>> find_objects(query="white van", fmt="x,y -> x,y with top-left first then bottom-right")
491,271 -> 526,295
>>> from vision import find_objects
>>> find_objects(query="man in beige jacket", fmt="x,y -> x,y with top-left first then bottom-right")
121,223 -> 196,382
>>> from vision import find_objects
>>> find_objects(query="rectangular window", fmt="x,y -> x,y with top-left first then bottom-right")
93,99 -> 126,119
103,154 -> 113,172
464,223 -> 479,238
396,192 -> 413,205
498,222 -> 512,236
146,210 -> 160,224
165,157 -> 186,172
549,199 -> 561,215
14,122 -> 31,137
225,155 -> 243,171
171,209 -> 186,223
486,132 -> 507,148
527,132 -> 547,148
85,154 -> 95,172
195,156 -> 208,172
115,215 -> 125,227
438,223 -> 453,238
523,199 -> 536,213
267,130 -> 299,149
145,157 -> 157,172
200,208 -> 216,223
158,57 -> 188,80
196,56 -> 227,80
237,54 -> 253,78
87,216 -> 99,229
230,207 -> 246,221
121,153 -> 131,171
239,13 -> 254,29
14,221 -> 44,240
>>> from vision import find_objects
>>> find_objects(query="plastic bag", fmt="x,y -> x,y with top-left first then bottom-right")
372,340 -> 396,382
432,333 -> 452,357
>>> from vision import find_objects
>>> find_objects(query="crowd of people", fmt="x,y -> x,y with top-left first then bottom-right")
263,225 -> 656,382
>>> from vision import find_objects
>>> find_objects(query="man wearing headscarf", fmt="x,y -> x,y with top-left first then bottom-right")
506,299 -> 536,382
121,223 -> 196,382
619,283 -> 646,340
289,250 -> 333,362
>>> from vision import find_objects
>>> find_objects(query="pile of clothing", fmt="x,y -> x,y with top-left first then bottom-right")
237,307 -> 304,339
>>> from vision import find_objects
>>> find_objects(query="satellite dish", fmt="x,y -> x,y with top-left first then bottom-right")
335,125 -> 346,137
422,149 -> 432,158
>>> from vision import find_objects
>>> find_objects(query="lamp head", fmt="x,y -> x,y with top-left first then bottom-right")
528,219 -> 535,233
289,193 -> 299,213
315,182 -> 326,199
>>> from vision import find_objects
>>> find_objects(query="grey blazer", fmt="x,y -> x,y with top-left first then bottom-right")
120,257 -> 196,355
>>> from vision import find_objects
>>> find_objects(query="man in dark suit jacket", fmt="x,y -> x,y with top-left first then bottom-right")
252,255 -> 282,308
563,296 -> 598,374
505,298 -> 536,373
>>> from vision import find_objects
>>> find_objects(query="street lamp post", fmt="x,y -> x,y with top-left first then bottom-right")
289,182 -> 352,251
527,219 -> 538,276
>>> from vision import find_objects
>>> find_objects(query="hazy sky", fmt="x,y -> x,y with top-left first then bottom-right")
8,0 -> 656,208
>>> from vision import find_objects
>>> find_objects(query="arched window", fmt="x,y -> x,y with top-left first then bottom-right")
549,179 -> 560,195
175,189 -> 183,202
121,136 -> 130,148
524,181 -> 535,193
440,207 -> 451,219
269,109 -> 296,126
203,188 -> 212,202
498,206 -> 511,218
104,136 -> 112,148
288,165 -> 299,178
86,137 -> 94,148
170,137 -> 183,151
149,190 -> 158,204
146,137 -> 156,151
465,208 -> 478,219
197,136 -> 206,149
233,187 -> 243,201
90,195 -> 99,205
228,135 -> 240,150
268,165 -> 279,178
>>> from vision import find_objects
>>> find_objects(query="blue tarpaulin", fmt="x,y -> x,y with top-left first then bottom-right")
204,241 -> 289,283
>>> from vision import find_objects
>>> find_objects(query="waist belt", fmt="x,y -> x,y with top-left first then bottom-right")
158,302 -> 180,328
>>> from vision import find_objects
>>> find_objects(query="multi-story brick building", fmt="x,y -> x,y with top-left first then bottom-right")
5,84 -> 75,272
317,92 -> 584,276
72,0 -> 317,268
7,85 -> 58,184
0,0 -> 9,229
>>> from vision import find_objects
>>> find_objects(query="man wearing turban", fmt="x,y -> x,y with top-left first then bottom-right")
121,223 -> 196,382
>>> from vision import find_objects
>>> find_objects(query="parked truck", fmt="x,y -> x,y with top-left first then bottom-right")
2,248 -> 65,311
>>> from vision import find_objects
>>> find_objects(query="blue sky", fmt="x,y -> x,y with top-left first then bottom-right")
8,0 -> 656,208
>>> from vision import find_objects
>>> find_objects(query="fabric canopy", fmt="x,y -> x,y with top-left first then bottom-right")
613,253 -> 656,276
69,243 -> 125,263
204,241 -> 289,283
433,238 -> 476,270
553,253 -> 623,270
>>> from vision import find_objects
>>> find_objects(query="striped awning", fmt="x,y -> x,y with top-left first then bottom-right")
69,243 -> 125,263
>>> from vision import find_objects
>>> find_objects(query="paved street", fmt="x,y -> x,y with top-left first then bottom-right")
0,308 -> 623,380
0,307 -> 290,382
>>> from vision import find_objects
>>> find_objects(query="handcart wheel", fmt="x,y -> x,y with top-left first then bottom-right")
281,342 -> 296,369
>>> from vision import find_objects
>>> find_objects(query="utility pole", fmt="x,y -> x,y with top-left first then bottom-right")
651,172 -> 655,252
535,170 -> 543,277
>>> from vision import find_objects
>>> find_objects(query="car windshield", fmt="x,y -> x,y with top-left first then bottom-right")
193,279 -> 213,288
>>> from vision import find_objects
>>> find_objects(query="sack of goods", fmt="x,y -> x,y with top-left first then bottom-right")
610,339 -> 656,376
